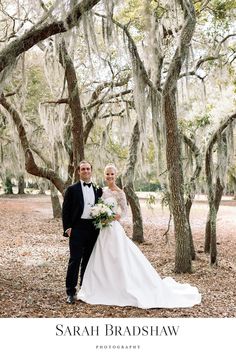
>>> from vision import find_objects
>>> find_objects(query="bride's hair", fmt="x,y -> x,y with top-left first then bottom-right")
104,164 -> 118,174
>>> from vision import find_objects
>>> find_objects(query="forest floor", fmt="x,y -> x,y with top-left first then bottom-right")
0,194 -> 236,318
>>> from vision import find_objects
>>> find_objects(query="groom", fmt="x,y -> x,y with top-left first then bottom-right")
62,160 -> 103,304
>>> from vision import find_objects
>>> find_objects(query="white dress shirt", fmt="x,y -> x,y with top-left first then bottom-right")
80,180 -> 95,219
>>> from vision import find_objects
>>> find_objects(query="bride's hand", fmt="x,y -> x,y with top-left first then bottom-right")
114,214 -> 121,221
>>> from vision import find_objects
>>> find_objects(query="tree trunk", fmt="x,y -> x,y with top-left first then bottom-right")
205,151 -> 224,264
229,172 -> 236,200
50,183 -> 61,218
208,203 -> 217,265
205,135 -> 217,264
205,176 -> 224,260
18,174 -> 25,194
59,39 -> 84,180
204,114 -> 236,264
161,1 -> 196,273
204,213 -> 211,253
163,92 -> 191,272
124,185 -> 144,243
39,181 -> 47,194
204,178 -> 224,253
182,134 -> 202,260
123,121 -> 144,243
185,199 -> 196,260
4,176 -> 13,194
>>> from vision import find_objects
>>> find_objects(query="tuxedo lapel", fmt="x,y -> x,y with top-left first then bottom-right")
75,182 -> 100,210
75,181 -> 84,210
92,184 -> 101,203
92,184 -> 97,203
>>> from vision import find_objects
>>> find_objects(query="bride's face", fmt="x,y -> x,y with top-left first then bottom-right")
104,167 -> 116,184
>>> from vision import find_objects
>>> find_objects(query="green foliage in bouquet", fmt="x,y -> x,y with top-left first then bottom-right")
90,199 -> 115,230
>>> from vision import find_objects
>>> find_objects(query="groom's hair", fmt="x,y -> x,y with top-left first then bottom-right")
77,160 -> 93,171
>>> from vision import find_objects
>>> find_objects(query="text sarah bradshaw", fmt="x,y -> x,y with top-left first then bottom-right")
56,324 -> 179,337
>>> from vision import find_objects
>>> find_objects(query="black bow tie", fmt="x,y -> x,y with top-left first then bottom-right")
83,182 -> 92,188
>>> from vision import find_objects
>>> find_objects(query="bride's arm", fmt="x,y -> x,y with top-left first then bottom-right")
116,190 -> 128,220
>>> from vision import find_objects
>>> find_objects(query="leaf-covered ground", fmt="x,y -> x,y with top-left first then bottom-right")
0,194 -> 236,318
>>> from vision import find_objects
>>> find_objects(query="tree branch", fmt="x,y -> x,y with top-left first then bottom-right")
59,38 -> 84,170
195,55 -> 223,70
99,109 -> 125,119
41,98 -> 69,105
0,0 -> 101,73
0,94 -> 65,194
207,112 -> 236,154
95,12 -> 160,95
41,77 -> 131,108
179,70 -> 206,80
85,89 -> 132,110
205,112 -> 236,206
163,1 -> 196,94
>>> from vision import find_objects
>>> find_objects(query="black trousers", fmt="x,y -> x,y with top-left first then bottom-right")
66,220 -> 99,296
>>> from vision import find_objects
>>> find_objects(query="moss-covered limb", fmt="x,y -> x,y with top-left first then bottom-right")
0,0 -> 101,74
59,39 -> 84,177
0,94 -> 66,194
162,1 -> 196,95
95,12 -> 160,95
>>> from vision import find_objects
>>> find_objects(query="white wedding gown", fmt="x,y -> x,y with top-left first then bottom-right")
77,188 -> 201,308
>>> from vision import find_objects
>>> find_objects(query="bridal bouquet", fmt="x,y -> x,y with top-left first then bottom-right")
90,199 -> 115,229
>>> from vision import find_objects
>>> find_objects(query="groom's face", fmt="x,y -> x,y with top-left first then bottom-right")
79,162 -> 92,182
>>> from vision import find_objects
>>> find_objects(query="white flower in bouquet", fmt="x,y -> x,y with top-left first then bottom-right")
90,199 -> 115,229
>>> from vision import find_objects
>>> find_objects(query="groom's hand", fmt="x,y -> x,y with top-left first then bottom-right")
66,228 -> 72,237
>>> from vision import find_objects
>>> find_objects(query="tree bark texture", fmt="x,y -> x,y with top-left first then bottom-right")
18,174 -> 25,194
4,176 -> 13,194
204,177 -> 224,256
205,147 -> 217,264
205,158 -> 225,264
59,39 -> 84,179
50,183 -> 62,218
183,134 -> 202,260
123,121 -> 144,243
162,0 -> 196,273
204,112 -> 236,264
163,92 -> 191,272
185,198 -> 196,260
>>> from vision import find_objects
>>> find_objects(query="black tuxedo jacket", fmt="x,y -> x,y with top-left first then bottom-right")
62,181 -> 103,236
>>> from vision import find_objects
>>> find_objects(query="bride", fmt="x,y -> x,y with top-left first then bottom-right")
77,164 -> 201,308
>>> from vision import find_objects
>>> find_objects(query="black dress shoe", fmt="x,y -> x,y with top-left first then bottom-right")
66,295 -> 76,304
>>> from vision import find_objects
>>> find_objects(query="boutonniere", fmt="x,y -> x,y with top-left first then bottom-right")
92,182 -> 101,190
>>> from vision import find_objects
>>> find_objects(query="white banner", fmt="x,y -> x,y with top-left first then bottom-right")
0,317 -> 234,354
